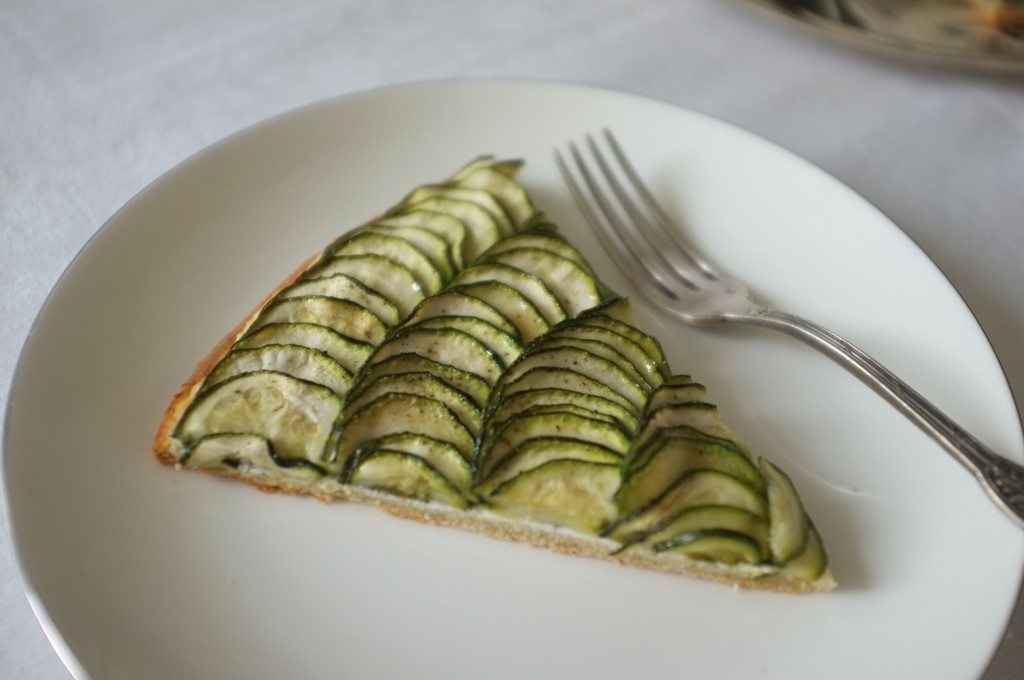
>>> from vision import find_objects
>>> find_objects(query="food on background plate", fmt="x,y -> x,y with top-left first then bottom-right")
153,156 -> 836,593
972,0 -> 1024,30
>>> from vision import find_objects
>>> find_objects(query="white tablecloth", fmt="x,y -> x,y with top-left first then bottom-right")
3,1 -> 1023,678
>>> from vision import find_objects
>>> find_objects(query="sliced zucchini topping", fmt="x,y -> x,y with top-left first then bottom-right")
368,209 -> 468,271
250,296 -> 389,346
367,327 -> 506,385
398,185 -> 515,238
497,346 -> 650,412
605,379 -> 779,571
448,162 -> 536,226
342,372 -> 483,435
165,156 -> 831,589
450,281 -> 550,344
472,310 -> 660,534
328,231 -> 444,297
405,291 -> 520,339
306,254 -> 423,318
351,353 -> 491,409
483,227 -> 594,275
203,344 -> 353,398
394,195 -> 500,264
181,433 -> 327,479
175,371 -> 342,466
234,322 -> 373,375
485,387 -> 639,436
351,433 -> 473,496
482,247 -> 601,318
333,227 -> 603,498
277,273 -> 401,327
349,450 -> 471,509
451,263 -> 566,327
334,392 -> 475,469
486,459 -> 621,534
174,157 -> 538,479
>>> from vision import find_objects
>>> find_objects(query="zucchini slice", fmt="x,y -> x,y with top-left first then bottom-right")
350,433 -> 473,494
278,273 -> 401,327
203,345 -> 353,398
781,522 -> 828,580
477,411 -> 631,480
482,229 -> 593,274
635,401 -> 745,457
496,366 -> 640,416
643,378 -> 707,411
499,347 -> 650,411
404,291 -> 520,339
654,529 -> 765,565
182,433 -> 326,480
368,209 -> 468,271
334,392 -> 475,468
488,402 -> 621,429
306,254 -> 423,318
176,371 -> 342,466
624,505 -> 769,555
411,316 -> 522,369
607,469 -> 768,543
365,222 -> 457,282
329,231 -> 443,297
474,437 -> 621,496
249,295 -> 388,346
396,195 -> 501,263
449,281 -> 550,344
486,459 -> 620,534
367,327 -> 504,385
452,263 -> 566,327
451,155 -> 521,182
449,164 -> 537,226
617,428 -> 765,516
483,247 -> 601,318
580,297 -> 640,326
530,336 -> 653,391
400,185 -> 515,237
349,451 -> 470,509
343,372 -> 483,435
760,458 -> 811,564
485,387 -> 638,435
233,322 -> 373,375
548,325 -> 665,390
578,310 -> 671,377
350,353 -> 491,409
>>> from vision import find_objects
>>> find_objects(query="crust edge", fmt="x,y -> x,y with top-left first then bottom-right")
152,252 -> 322,465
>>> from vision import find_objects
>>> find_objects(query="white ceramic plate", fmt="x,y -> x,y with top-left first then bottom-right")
4,80 -> 1023,680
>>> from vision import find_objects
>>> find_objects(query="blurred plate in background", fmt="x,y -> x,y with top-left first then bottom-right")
738,0 -> 1024,70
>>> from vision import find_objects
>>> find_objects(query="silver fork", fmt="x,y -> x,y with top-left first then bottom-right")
556,129 -> 1024,528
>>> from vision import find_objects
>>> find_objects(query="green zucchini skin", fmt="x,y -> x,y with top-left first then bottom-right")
335,225 -> 607,505
161,156 -> 832,591
168,157 -> 536,481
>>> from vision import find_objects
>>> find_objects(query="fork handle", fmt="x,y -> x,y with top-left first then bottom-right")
730,308 -> 1024,528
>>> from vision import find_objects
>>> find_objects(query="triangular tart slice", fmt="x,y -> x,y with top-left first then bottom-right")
154,158 -> 835,594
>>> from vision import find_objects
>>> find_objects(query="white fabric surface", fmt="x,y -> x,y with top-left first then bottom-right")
2,1 -> 1022,678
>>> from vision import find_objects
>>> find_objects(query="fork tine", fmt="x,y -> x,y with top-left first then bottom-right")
598,130 -> 722,284
555,142 -> 683,303
580,133 -> 697,291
